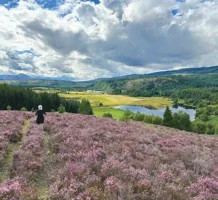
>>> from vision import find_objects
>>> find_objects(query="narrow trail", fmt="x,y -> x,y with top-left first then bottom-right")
0,116 -> 53,199
0,118 -> 31,182
35,128 -> 52,199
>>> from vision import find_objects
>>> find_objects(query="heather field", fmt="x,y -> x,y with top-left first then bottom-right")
1,111 -> 218,199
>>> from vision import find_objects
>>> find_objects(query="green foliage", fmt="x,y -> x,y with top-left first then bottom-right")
173,98 -> 178,107
197,114 -> 209,122
193,121 -> 206,134
214,110 -> 218,115
112,88 -> 122,95
152,116 -> 163,125
58,104 -> 66,113
92,74 -> 218,98
120,110 -> 134,121
206,123 -> 215,135
102,113 -> 113,118
215,126 -> 218,135
163,106 -> 173,127
173,111 -> 192,131
0,84 -> 80,113
7,105 -> 11,110
78,99 -> 93,115
144,115 -> 153,124
61,98 -> 80,113
21,107 -> 27,111
133,112 -> 145,121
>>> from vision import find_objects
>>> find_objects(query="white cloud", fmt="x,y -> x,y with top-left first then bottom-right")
0,0 -> 218,80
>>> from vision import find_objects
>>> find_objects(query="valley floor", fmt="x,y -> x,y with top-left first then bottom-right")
59,92 -> 172,119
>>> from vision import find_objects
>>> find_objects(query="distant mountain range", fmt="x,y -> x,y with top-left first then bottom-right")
112,65 -> 218,80
0,74 -> 74,81
0,73 -> 31,80
0,65 -> 218,82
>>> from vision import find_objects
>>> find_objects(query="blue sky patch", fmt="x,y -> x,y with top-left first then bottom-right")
15,49 -> 39,57
1,0 -> 101,10
35,0 -> 100,10
82,0 -> 100,4
0,0 -> 19,8
172,9 -> 179,15
35,0 -> 64,10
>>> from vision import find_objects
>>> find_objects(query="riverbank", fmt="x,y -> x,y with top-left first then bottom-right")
59,92 -> 172,119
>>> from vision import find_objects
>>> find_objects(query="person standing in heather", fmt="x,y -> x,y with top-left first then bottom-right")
36,105 -> 46,124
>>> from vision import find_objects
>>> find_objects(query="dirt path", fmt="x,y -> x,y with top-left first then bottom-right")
0,119 -> 31,182
35,128 -> 53,199
0,118 -> 53,199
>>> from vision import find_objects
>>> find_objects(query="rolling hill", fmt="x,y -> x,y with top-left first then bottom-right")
1,65 -> 218,82
0,73 -> 31,80
3,67 -> 218,92
119,65 -> 218,79
0,111 -> 218,199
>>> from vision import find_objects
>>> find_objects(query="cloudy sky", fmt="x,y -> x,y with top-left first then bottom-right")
0,0 -> 218,80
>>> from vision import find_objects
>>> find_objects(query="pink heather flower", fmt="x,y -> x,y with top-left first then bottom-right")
105,176 -> 122,192
190,177 -> 218,199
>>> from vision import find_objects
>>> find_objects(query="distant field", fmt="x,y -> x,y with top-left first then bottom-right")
59,92 -> 172,119
60,92 -> 172,107
93,106 -> 125,120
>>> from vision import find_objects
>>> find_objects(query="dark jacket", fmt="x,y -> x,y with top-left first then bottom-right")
36,110 -> 46,124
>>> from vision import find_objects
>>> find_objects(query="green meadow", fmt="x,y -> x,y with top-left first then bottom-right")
59,92 -> 172,119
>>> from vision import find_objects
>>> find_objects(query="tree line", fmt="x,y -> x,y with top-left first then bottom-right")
115,106 -> 218,135
0,84 -> 93,115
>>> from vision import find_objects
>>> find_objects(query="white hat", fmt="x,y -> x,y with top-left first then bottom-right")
38,105 -> 43,110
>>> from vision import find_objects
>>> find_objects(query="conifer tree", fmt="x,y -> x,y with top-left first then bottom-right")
163,106 -> 173,127
78,99 -> 93,115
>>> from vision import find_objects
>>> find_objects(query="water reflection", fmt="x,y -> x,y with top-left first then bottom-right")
115,105 -> 196,121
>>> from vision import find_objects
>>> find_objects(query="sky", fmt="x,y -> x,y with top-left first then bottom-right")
0,0 -> 218,80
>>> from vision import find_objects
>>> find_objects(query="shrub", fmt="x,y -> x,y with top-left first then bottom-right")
120,110 -> 133,121
198,114 -> 209,122
20,107 -> 27,111
193,121 -> 206,134
152,116 -> 163,125
196,108 -> 209,118
215,126 -> 218,135
7,105 -> 11,110
206,123 -> 215,135
133,112 -> 145,121
144,115 -> 153,124
173,111 -> 192,131
58,104 -> 66,113
103,113 -> 113,118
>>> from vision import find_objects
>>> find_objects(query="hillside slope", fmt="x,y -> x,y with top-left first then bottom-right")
93,74 -> 218,94
0,111 -> 218,199
2,66 -> 218,91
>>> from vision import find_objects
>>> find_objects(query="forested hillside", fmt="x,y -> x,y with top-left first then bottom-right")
93,74 -> 218,96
